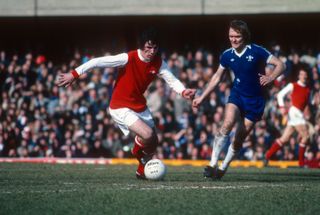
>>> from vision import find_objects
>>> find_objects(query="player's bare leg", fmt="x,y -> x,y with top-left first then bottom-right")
129,119 -> 158,179
294,124 -> 309,167
265,125 -> 295,165
278,125 -> 295,144
204,103 -> 239,178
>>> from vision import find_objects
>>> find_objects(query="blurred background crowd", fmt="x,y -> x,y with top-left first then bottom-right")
0,44 -> 319,167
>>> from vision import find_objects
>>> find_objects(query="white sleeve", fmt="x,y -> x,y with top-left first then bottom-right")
219,64 -> 225,69
158,60 -> 186,95
266,54 -> 274,64
277,83 -> 293,107
75,53 -> 128,76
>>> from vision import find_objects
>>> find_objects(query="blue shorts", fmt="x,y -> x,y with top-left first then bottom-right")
228,90 -> 265,122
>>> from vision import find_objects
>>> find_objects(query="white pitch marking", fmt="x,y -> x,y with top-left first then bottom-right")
1,189 -> 78,194
1,184 -> 300,194
119,184 -> 287,190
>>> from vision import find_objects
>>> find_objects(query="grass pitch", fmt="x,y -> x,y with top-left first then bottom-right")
0,163 -> 319,215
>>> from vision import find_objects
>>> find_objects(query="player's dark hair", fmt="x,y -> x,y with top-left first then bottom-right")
230,20 -> 251,44
139,27 -> 159,49
299,67 -> 311,84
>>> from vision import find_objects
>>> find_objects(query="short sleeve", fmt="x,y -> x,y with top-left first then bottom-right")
255,45 -> 272,63
220,52 -> 229,69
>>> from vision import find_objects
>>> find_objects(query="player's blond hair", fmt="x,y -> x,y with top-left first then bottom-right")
230,20 -> 251,44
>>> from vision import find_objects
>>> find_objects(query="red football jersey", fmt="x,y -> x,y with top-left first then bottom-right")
109,50 -> 162,112
291,82 -> 310,111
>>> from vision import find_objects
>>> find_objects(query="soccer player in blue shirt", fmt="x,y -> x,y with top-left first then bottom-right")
192,20 -> 285,179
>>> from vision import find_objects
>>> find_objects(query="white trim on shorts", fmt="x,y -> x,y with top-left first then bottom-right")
108,107 -> 155,136
287,106 -> 306,126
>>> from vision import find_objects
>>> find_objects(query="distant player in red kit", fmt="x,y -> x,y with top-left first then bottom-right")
57,28 -> 196,179
265,68 -> 311,167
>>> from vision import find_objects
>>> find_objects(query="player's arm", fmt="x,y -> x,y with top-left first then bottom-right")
276,83 -> 293,114
259,55 -> 286,86
57,53 -> 128,88
158,61 -> 196,100
192,66 -> 225,108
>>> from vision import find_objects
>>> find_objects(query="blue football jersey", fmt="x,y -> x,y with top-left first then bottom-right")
220,44 -> 272,97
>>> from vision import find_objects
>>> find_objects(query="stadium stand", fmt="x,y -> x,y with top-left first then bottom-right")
0,1 -> 319,168
0,45 -> 319,168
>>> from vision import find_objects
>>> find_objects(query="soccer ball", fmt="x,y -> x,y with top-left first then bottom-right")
144,159 -> 167,180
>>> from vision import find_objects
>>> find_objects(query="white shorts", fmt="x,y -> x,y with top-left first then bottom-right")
108,107 -> 155,136
287,106 -> 306,126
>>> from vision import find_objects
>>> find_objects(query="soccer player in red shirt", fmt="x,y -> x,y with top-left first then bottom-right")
265,68 -> 311,167
57,28 -> 196,179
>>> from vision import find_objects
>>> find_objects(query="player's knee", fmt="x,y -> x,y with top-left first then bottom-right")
220,121 -> 233,135
279,136 -> 289,144
301,131 -> 309,139
140,127 -> 156,143
301,134 -> 309,144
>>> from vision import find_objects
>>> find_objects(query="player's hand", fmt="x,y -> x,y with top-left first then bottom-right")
57,72 -> 76,88
259,73 -> 274,86
192,97 -> 202,109
279,106 -> 287,115
182,89 -> 196,100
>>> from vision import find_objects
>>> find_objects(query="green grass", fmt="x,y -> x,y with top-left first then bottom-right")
0,163 -> 319,215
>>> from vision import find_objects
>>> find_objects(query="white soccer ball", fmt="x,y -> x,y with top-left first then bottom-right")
144,159 -> 167,180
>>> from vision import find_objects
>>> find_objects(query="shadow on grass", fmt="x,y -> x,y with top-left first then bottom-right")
221,170 -> 320,183
168,168 -> 320,183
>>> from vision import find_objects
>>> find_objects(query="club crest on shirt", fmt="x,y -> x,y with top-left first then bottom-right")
230,58 -> 235,62
246,55 -> 254,62
149,70 -> 156,74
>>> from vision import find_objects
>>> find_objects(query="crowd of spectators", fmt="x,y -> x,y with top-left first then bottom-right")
0,44 -> 319,168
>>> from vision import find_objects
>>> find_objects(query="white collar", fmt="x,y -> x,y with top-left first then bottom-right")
297,80 -> 306,87
232,45 -> 251,57
137,49 -> 150,62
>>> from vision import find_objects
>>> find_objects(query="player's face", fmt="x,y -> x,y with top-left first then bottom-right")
229,28 -> 245,51
298,70 -> 308,84
141,41 -> 158,61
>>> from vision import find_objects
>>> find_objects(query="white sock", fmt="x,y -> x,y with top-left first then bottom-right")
209,134 -> 228,167
220,144 -> 238,171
